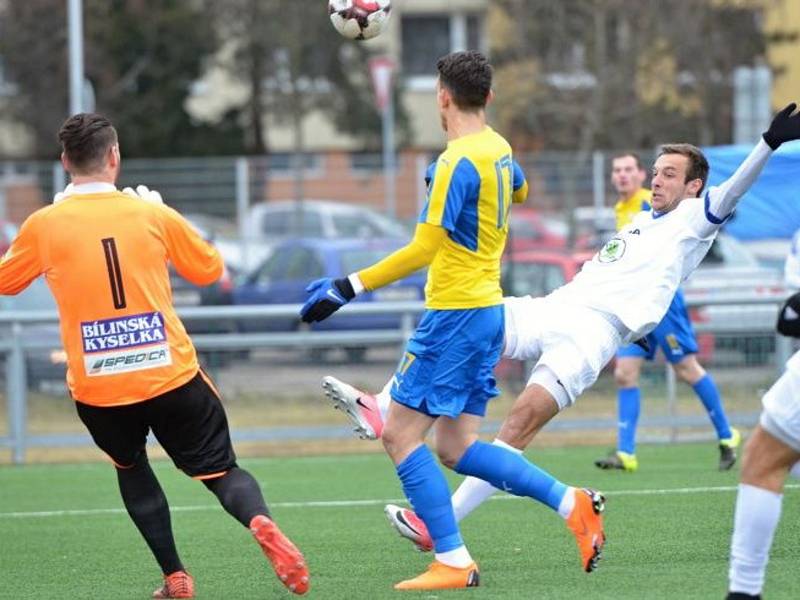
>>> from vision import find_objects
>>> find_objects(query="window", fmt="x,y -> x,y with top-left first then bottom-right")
284,248 -> 324,280
289,210 -> 323,237
350,152 -> 384,171
401,13 -> 485,88
261,210 -> 291,237
266,153 -> 321,172
509,219 -> 542,242
341,248 -> 396,274
253,252 -> 285,285
333,213 -> 382,238
402,16 -> 451,77
542,264 -> 566,294
503,262 -> 565,297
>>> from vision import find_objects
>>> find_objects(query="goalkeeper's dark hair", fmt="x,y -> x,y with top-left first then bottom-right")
437,51 -> 493,111
58,113 -> 118,175
658,143 -> 709,193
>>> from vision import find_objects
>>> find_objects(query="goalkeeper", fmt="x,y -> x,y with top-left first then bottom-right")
0,113 -> 309,597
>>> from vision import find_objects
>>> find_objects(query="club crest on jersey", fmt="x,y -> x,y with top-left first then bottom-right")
599,237 -> 626,263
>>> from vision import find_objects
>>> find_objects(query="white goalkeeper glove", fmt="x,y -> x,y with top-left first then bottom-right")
52,183 -> 75,204
122,184 -> 164,205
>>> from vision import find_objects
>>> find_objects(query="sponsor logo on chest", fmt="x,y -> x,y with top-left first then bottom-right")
80,312 -> 172,376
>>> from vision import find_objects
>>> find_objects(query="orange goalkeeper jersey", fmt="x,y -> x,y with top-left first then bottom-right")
0,184 -> 223,406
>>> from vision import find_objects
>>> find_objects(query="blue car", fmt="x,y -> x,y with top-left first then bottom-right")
233,238 -> 425,346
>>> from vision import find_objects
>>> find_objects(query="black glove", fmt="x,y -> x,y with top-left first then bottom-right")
777,291 -> 800,338
300,277 -> 356,323
762,102 -> 800,150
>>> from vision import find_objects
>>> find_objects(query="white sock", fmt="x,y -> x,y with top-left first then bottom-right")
376,378 -> 392,422
557,487 -> 576,519
790,461 -> 800,479
435,545 -> 473,568
451,439 -> 522,522
729,483 -> 783,596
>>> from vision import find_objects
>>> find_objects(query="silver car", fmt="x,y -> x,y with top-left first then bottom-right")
244,200 -> 410,241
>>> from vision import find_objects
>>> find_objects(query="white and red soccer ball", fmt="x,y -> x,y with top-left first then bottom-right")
328,0 -> 392,41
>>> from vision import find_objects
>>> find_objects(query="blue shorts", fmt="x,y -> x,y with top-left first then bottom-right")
390,305 -> 504,418
617,290 -> 698,364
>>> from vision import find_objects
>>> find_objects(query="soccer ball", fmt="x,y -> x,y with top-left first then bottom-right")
328,0 -> 392,41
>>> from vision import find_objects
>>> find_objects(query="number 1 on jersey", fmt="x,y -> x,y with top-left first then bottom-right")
495,154 -> 513,229
101,238 -> 127,309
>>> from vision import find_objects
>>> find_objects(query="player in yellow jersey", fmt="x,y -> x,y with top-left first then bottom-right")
302,51 -> 602,590
0,114 -> 308,597
596,152 -> 740,472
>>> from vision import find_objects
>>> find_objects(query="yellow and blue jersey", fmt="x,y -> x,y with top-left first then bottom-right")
614,188 -> 652,230
419,127 -> 527,309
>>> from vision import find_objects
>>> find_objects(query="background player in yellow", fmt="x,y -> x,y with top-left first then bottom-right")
0,113 -> 309,597
596,152 -> 740,472
300,51 -> 595,591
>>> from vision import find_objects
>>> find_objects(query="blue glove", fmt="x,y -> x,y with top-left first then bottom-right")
300,277 -> 355,323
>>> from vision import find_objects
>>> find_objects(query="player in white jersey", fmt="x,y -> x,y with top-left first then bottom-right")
726,262 -> 800,597
323,102 -> 800,568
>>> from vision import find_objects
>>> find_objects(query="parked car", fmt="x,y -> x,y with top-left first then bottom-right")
503,233 -> 781,301
0,277 -> 66,394
741,238 -> 792,274
244,200 -> 410,241
184,213 -> 273,275
233,238 -> 425,361
507,209 -> 570,252
501,248 -> 593,297
500,233 -> 783,367
682,233 -> 785,364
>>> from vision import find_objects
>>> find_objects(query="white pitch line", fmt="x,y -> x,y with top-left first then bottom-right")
1,483 -> 797,520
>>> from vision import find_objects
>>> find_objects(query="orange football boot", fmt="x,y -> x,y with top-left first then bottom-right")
565,488 -> 606,573
394,560 -> 480,591
250,515 -> 310,595
152,570 -> 194,599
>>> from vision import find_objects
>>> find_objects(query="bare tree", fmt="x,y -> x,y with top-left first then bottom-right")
490,0 -> 790,151
206,0 -> 406,156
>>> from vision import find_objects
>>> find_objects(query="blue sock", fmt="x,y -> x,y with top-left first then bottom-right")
693,374 -> 732,440
617,387 -> 641,455
396,445 -> 462,553
454,440 -> 567,512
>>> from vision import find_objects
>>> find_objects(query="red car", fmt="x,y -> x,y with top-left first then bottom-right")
501,249 -> 593,297
497,249 -> 713,383
507,209 -> 592,253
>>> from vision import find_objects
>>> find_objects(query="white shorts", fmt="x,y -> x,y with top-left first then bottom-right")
760,368 -> 800,453
502,295 -> 625,410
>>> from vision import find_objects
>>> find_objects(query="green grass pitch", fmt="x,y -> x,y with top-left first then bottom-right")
1,443 -> 798,599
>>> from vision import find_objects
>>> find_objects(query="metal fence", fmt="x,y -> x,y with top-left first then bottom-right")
0,150 -> 642,225
0,295 -> 790,464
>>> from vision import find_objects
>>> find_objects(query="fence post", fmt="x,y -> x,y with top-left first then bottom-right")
665,362 -> 677,443
592,150 -> 605,214
236,157 -> 250,270
415,154 -> 429,215
52,161 -> 66,198
775,332 -> 792,376
400,310 -> 414,355
7,322 -> 28,464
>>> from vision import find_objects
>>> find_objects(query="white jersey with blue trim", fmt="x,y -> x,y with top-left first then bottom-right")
547,139 -> 774,340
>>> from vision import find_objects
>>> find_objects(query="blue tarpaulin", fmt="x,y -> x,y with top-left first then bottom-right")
704,140 -> 800,240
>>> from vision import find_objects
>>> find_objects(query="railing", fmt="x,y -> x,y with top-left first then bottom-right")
0,295 -> 790,464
